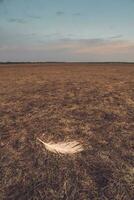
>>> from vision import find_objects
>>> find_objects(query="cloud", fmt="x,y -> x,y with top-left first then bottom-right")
1,37 -> 134,62
65,38 -> 134,55
56,11 -> 64,16
8,18 -> 27,24
109,34 -> 123,39
8,15 -> 41,24
56,11 -> 81,16
28,15 -> 41,19
42,38 -> 134,57
73,12 -> 81,16
1,37 -> 133,52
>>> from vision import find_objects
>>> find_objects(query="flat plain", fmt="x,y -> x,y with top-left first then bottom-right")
0,63 -> 134,200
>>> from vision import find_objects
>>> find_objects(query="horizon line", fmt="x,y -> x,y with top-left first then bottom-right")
0,61 -> 134,64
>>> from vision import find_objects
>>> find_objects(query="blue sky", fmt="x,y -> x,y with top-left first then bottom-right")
0,0 -> 134,62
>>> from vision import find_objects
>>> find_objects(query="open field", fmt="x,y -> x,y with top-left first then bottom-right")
0,63 -> 134,200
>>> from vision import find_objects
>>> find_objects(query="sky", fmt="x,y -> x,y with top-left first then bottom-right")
0,0 -> 134,62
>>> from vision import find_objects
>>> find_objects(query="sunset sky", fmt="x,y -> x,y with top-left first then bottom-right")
0,0 -> 134,62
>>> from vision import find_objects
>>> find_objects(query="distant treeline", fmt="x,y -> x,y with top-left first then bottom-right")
0,61 -> 134,64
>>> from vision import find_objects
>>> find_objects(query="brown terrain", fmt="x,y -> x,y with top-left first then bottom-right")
0,63 -> 134,200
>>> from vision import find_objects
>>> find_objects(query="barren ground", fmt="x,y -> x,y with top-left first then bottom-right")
0,63 -> 134,200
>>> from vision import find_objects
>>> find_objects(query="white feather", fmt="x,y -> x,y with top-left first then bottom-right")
37,138 -> 83,154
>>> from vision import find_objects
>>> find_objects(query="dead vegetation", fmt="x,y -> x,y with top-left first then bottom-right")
0,63 -> 134,199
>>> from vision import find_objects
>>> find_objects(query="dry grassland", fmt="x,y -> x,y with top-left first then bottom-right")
0,63 -> 134,199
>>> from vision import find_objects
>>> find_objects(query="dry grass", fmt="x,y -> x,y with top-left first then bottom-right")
0,63 -> 134,200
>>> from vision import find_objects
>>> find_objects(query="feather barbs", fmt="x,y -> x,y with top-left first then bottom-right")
37,138 -> 84,155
